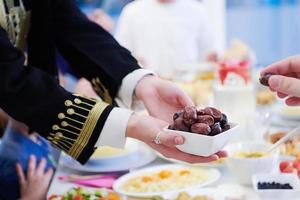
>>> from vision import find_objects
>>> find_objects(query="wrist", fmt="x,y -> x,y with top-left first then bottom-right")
126,114 -> 139,139
135,75 -> 156,100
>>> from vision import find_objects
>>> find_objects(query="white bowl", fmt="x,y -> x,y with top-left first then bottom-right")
252,173 -> 300,200
225,142 -> 279,185
165,123 -> 239,157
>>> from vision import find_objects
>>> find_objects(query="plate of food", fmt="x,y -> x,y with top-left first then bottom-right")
265,130 -> 300,158
48,187 -> 122,200
113,164 -> 221,198
162,188 -> 224,200
60,139 -> 156,172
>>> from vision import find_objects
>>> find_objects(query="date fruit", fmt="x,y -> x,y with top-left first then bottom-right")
197,115 -> 214,126
259,73 -> 275,87
191,123 -> 211,135
183,106 -> 197,125
168,106 -> 231,136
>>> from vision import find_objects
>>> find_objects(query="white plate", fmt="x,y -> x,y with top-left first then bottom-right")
113,164 -> 221,197
163,188 -> 225,200
156,151 -> 225,168
272,104 -> 300,121
60,140 -> 156,172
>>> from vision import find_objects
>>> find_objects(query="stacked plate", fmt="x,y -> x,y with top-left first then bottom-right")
60,139 -> 156,172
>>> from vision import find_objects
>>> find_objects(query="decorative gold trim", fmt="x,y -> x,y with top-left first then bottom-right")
47,95 -> 109,160
69,101 -> 108,159
91,77 -> 113,104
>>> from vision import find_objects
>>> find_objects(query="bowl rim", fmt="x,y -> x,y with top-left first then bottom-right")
225,141 -> 279,160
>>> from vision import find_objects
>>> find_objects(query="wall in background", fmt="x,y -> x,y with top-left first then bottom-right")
227,0 -> 300,66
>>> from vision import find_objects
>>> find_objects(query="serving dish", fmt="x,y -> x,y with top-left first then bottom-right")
113,164 -> 221,198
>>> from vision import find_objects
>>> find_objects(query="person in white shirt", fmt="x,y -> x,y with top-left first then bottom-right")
115,0 -> 218,77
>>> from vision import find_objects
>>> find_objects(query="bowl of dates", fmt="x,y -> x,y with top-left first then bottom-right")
166,106 -> 238,157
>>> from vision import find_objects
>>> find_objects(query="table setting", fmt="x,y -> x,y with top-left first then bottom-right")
47,58 -> 300,200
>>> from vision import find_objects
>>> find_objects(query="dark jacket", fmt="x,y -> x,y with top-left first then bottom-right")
0,0 -> 140,164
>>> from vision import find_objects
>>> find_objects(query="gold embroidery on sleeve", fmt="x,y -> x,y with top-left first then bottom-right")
47,95 -> 109,160
91,77 -> 113,104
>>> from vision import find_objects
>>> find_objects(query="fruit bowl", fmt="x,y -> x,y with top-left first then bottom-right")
165,123 -> 238,157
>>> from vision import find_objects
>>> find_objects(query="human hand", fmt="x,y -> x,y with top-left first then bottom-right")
126,114 -> 227,163
16,155 -> 54,200
135,76 -> 194,123
261,55 -> 300,106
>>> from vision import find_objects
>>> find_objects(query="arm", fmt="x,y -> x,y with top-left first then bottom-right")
52,0 -> 141,104
0,27 -> 114,164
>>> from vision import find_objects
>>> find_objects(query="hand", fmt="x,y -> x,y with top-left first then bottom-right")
261,55 -> 300,106
16,155 -> 53,200
126,114 -> 227,163
135,76 -> 194,123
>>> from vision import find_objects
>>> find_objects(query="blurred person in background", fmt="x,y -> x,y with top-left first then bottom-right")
0,114 -> 55,199
0,0 -> 225,175
115,0 -> 219,77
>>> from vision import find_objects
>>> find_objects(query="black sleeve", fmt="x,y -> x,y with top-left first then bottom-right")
0,27 -> 114,164
52,0 -> 141,104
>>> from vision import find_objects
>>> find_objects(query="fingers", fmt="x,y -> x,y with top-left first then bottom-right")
156,131 -> 185,147
44,168 -> 54,183
277,92 -> 288,99
269,75 -> 300,98
176,89 -> 194,107
285,96 -> 300,106
16,163 -> 26,187
261,55 -> 300,76
27,155 -> 36,178
36,158 -> 47,176
152,144 -> 219,164
215,151 -> 228,158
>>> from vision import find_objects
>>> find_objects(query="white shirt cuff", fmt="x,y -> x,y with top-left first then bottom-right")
116,69 -> 154,108
95,107 -> 133,149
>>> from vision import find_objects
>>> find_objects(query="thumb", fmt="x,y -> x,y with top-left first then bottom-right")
155,130 -> 185,147
269,75 -> 300,98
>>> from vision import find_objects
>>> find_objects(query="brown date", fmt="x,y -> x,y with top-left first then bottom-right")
190,123 -> 211,135
173,110 -> 183,121
183,106 -> 197,125
259,73 -> 275,87
209,122 -> 222,136
197,107 -> 213,116
222,124 -> 231,131
174,117 -> 190,132
196,115 -> 214,126
220,113 -> 228,127
208,107 -> 222,122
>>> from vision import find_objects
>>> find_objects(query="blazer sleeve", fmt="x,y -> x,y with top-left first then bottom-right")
52,0 -> 141,104
0,27 -> 114,164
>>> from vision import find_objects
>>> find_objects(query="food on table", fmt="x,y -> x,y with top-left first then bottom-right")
234,151 -> 267,158
121,167 -> 209,193
175,192 -> 214,200
279,160 -> 300,178
92,146 -> 129,159
267,131 -> 300,157
257,182 -> 293,189
256,90 -> 276,105
259,73 -> 275,87
48,187 -> 120,200
168,106 -> 230,136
